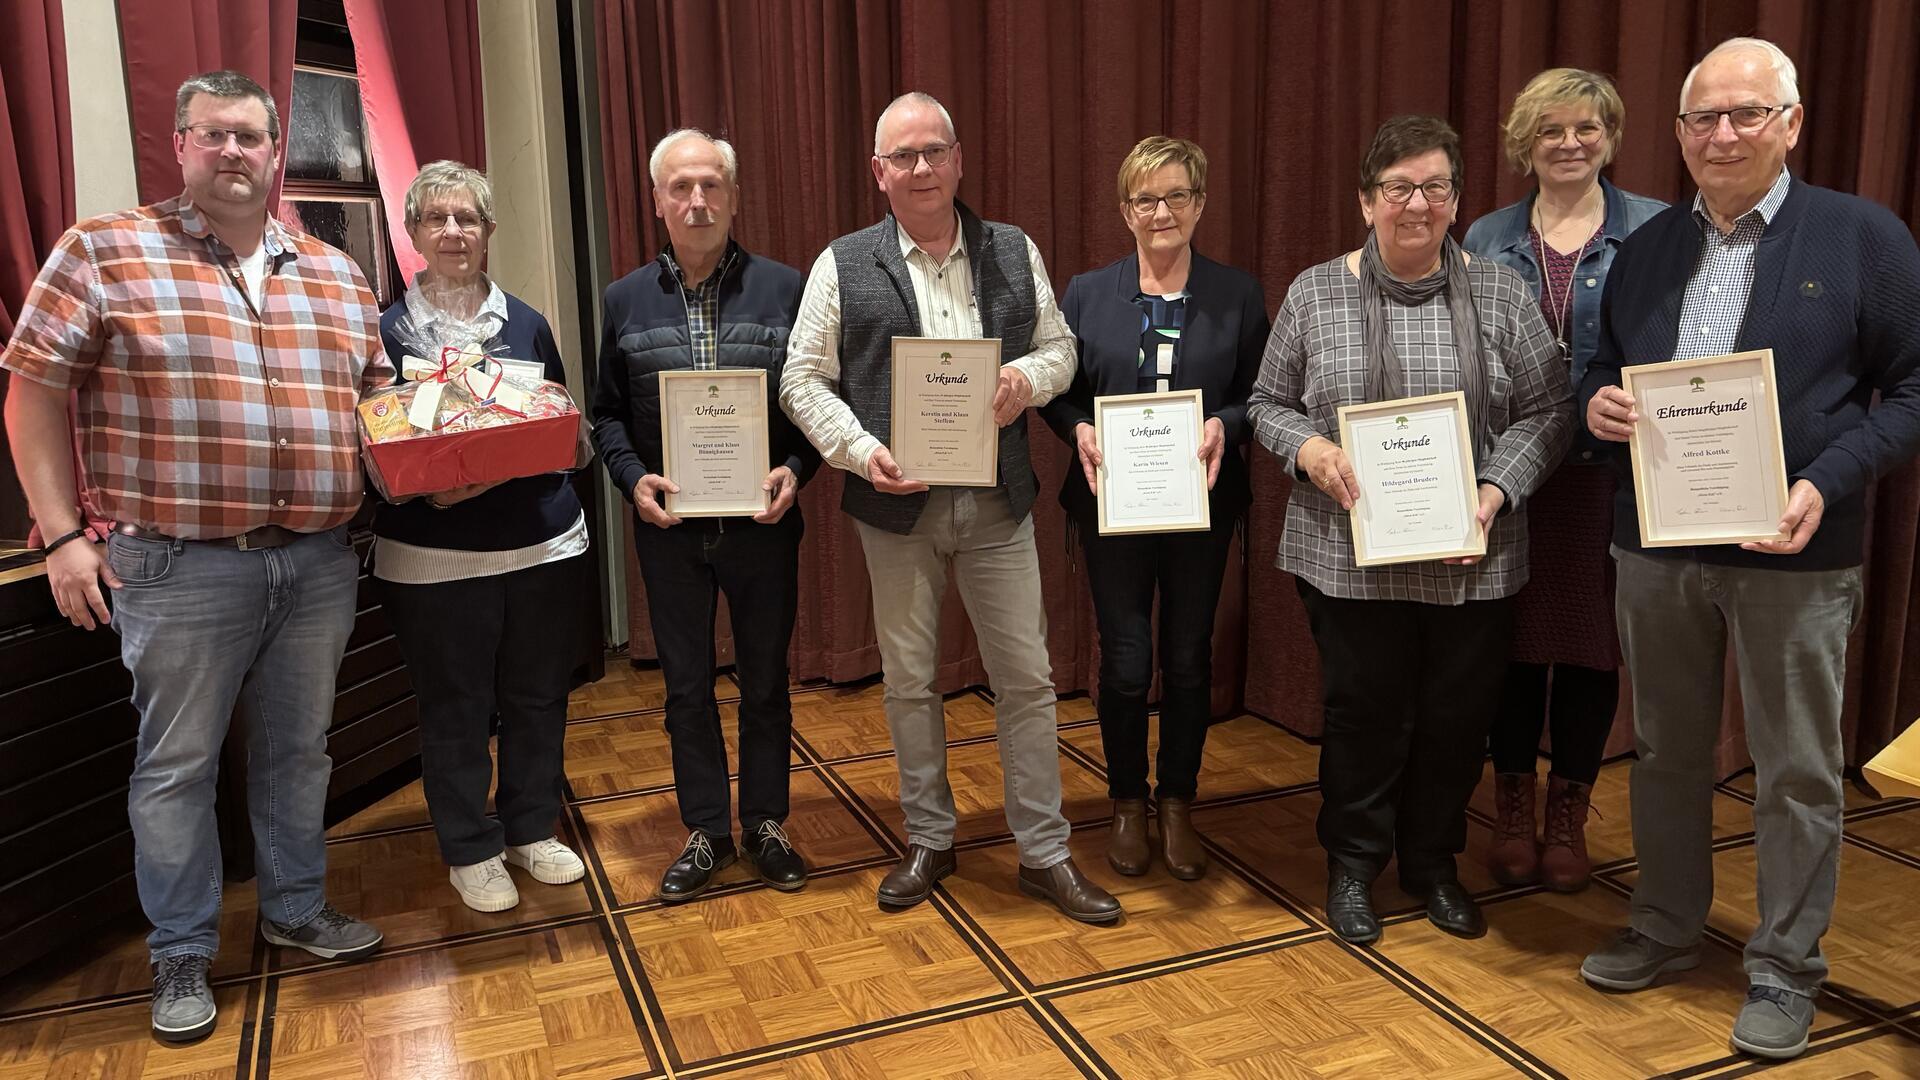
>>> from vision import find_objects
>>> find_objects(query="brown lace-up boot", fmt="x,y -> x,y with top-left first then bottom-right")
1487,773 -> 1540,885
1540,775 -> 1595,891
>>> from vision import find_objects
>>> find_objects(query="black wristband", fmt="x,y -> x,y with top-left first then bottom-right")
41,527 -> 92,555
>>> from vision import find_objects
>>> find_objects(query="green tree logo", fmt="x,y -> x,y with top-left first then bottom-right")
707,384 -> 720,398
940,351 -> 953,364
1143,408 -> 1155,418
1395,415 -> 1409,428
1689,376 -> 1706,392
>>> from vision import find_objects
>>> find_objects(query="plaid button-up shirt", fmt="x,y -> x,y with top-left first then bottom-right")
1675,168 -> 1793,360
1,195 -> 393,539
1249,256 -> 1572,604
666,243 -> 737,371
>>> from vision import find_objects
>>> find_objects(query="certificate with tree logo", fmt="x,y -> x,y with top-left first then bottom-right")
1621,350 -> 1789,547
890,337 -> 1000,486
1094,389 -> 1210,535
658,368 -> 770,517
1336,391 -> 1485,566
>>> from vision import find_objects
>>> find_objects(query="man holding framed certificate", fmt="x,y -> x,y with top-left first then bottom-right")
782,92 -> 1121,924
1579,39 -> 1920,1060
590,129 -> 820,903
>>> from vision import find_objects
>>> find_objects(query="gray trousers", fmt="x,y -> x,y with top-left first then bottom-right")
855,488 -> 1072,869
1614,547 -> 1862,995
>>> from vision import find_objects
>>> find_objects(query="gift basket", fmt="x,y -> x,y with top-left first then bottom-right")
357,286 -> 585,499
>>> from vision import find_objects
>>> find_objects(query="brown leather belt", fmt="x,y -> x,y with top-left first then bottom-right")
115,522 -> 303,551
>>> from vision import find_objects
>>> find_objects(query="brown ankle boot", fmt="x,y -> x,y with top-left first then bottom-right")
1107,799 -> 1151,876
1156,797 -> 1208,880
1487,773 -> 1540,886
1540,775 -> 1595,891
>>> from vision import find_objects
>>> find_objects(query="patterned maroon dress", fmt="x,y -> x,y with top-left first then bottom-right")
1511,230 -> 1620,671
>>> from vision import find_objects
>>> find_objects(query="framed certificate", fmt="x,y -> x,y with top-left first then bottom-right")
1621,349 -> 1790,547
657,368 -> 771,517
890,337 -> 1000,487
1093,389 -> 1211,535
1336,391 -> 1486,567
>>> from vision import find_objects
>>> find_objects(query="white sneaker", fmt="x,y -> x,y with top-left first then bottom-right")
506,837 -> 586,885
449,855 -> 520,912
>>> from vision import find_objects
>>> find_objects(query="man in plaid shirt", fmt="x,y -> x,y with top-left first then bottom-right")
2,70 -> 390,1043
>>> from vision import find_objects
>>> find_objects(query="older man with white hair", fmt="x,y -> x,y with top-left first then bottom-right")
591,128 -> 819,902
781,91 -> 1121,923
1579,38 -> 1920,1058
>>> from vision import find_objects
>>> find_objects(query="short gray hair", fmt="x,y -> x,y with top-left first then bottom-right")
174,70 -> 280,138
873,91 -> 957,156
649,128 -> 738,186
1680,37 -> 1801,111
404,160 -> 495,229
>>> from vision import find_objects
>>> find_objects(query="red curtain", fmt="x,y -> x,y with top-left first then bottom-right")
0,0 -> 75,542
117,0 -> 299,209
342,0 -> 487,282
594,0 -> 1920,768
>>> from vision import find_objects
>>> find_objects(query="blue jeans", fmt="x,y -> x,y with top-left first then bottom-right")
108,527 -> 359,962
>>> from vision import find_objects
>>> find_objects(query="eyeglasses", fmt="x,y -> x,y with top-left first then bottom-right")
1127,189 -> 1200,216
1534,122 -> 1607,146
1374,179 -> 1456,205
418,211 -> 488,233
882,144 -> 954,171
1677,104 -> 1794,137
180,125 -> 275,151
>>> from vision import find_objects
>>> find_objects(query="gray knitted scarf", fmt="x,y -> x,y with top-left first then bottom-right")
1357,231 -> 1487,440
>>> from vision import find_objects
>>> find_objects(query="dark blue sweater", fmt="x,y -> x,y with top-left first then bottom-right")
370,292 -> 584,551
1581,176 -> 1920,570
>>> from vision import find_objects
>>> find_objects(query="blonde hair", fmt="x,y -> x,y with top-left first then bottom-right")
404,160 -> 494,229
1500,68 -> 1626,175
1115,136 -> 1208,206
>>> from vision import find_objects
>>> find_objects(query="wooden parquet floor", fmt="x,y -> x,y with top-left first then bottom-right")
4,661 -> 1918,1079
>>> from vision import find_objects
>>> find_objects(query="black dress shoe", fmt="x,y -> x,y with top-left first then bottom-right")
1419,880 -> 1486,939
1326,864 -> 1381,944
743,821 -> 808,891
659,831 -> 735,903
1017,858 -> 1123,924
877,844 -> 956,908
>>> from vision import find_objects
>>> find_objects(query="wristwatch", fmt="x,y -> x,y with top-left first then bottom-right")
424,495 -> 451,510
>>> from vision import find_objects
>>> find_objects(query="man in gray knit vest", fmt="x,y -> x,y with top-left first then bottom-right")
782,91 -> 1122,924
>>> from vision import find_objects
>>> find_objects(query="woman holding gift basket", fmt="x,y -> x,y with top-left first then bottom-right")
370,160 -> 591,913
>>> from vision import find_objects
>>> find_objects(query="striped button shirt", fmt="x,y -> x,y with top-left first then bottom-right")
1675,168 -> 1793,359
1,195 -> 393,539
1248,256 -> 1572,605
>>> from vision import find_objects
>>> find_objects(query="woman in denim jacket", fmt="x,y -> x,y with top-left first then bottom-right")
1462,69 -> 1664,892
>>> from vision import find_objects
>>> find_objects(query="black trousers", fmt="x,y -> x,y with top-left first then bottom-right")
1080,514 -> 1235,801
633,512 -> 800,840
1296,579 -> 1514,889
1489,661 -> 1618,783
379,554 -> 586,867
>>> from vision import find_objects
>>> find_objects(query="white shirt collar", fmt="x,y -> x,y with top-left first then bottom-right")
895,211 -> 966,266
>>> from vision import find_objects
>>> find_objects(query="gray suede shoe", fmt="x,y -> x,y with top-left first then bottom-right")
1730,985 -> 1814,1059
261,903 -> 383,961
151,954 -> 216,1042
1580,927 -> 1700,990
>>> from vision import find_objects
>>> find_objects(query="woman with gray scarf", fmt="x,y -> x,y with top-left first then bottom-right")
1248,116 -> 1571,945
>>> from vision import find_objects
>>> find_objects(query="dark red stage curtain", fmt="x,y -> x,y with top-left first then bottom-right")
342,0 -> 486,281
595,0 -> 1920,770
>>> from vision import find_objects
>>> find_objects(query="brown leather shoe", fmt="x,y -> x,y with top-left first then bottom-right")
1540,775 -> 1595,892
1017,857 -> 1122,924
1107,799 -> 1151,876
1487,772 -> 1540,886
876,844 -> 955,909
1156,797 -> 1208,880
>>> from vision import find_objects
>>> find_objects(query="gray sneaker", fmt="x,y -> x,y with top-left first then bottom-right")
1580,927 -> 1701,990
1731,985 -> 1814,1059
151,954 -> 216,1042
261,903 -> 383,960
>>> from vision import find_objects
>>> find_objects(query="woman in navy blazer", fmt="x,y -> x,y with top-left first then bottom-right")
1042,137 -> 1268,882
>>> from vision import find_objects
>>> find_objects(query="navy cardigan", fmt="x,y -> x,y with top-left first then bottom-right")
1041,250 -> 1269,523
371,292 -> 585,552
1580,176 -> 1920,570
